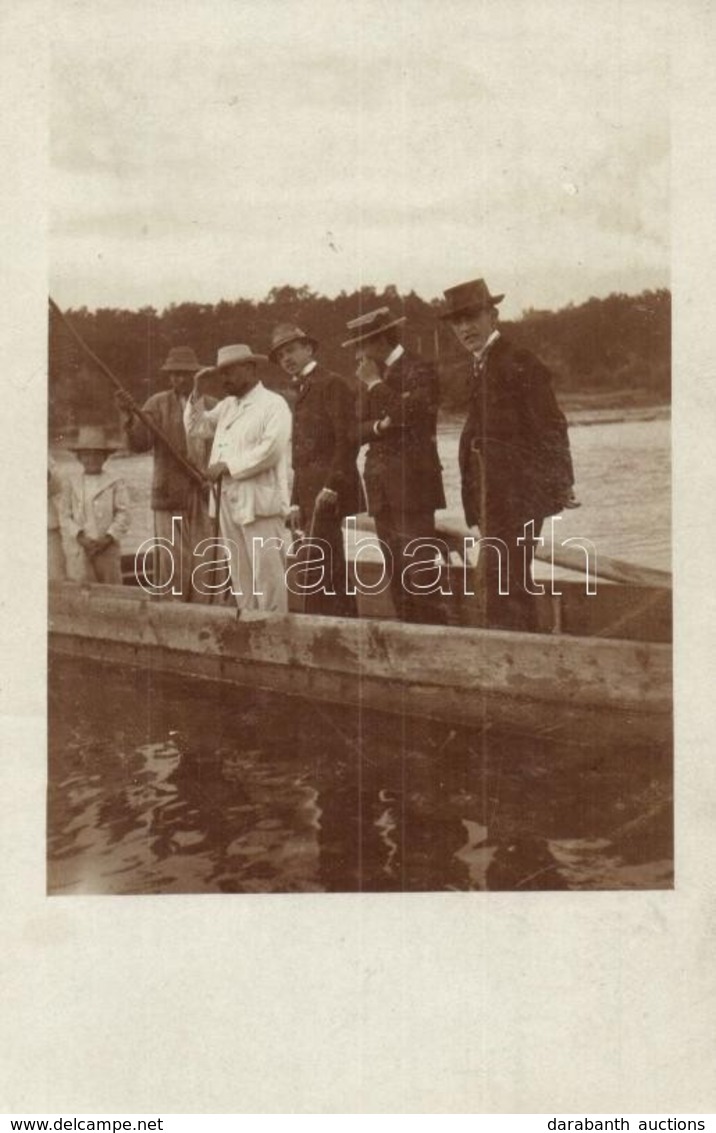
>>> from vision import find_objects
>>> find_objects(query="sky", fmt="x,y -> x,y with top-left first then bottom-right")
49,0 -> 671,318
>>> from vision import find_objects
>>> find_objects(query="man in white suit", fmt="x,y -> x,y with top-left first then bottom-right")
185,344 -> 292,612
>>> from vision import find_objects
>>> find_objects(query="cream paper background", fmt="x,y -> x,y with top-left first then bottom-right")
1,0 -> 715,1115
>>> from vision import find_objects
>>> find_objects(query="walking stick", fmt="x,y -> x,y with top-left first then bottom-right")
298,501 -> 321,615
208,475 -> 223,606
49,296 -> 208,490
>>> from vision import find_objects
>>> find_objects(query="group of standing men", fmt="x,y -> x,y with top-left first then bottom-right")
113,277 -> 575,632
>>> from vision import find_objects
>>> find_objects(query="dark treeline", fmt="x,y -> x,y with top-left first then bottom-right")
49,285 -> 670,435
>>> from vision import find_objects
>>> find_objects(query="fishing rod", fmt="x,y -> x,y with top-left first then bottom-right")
48,296 -> 208,489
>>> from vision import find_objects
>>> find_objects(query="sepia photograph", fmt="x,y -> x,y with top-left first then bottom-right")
46,0 -> 672,897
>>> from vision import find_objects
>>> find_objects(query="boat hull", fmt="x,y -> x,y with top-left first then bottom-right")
49,582 -> 672,746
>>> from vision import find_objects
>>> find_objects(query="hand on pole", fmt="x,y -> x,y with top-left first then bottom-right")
315,487 -> 338,513
114,389 -> 135,423
206,461 -> 228,483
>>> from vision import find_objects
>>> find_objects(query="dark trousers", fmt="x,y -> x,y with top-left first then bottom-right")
293,506 -> 357,617
374,507 -> 446,624
476,517 -> 545,632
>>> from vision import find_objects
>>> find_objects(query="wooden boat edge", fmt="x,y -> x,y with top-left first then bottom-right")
48,582 -> 672,744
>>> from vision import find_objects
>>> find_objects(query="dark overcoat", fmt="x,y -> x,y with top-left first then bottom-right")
291,365 -> 365,520
359,349 -> 446,517
125,389 -> 216,512
458,336 -> 574,531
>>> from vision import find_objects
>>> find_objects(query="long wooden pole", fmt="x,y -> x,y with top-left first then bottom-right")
49,296 -> 208,489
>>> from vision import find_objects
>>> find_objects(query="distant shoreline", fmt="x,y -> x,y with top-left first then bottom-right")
50,397 -> 671,455
564,402 -> 671,427
440,400 -> 671,430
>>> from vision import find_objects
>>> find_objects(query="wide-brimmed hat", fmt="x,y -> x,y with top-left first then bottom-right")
268,323 -> 318,362
341,306 -> 407,348
439,279 -> 505,320
69,425 -> 120,452
160,346 -> 203,373
213,343 -> 268,370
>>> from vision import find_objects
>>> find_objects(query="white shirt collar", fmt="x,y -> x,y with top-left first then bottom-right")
473,329 -> 500,364
300,360 -> 317,377
384,343 -> 404,369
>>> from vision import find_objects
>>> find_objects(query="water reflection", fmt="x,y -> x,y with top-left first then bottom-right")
48,657 -> 673,894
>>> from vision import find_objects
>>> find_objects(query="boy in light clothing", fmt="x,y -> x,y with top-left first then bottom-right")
59,426 -> 130,584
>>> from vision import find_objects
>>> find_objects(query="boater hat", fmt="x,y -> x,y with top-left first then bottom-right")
341,306 -> 407,348
439,279 -> 505,320
269,323 -> 318,362
160,346 -> 203,373
69,425 -> 120,452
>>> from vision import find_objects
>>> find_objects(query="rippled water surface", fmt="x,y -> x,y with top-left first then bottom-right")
48,657 -> 672,894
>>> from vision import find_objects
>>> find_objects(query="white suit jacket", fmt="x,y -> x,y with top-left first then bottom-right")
58,467 -> 131,542
184,382 -> 292,525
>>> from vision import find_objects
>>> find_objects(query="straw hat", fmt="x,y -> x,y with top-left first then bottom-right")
439,279 -> 505,320
213,344 -> 268,370
341,307 -> 407,348
69,425 -> 120,452
160,346 -> 203,373
268,323 -> 318,362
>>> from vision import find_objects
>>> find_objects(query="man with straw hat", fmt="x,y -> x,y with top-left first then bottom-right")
185,344 -> 292,613
343,306 -> 446,624
269,322 -> 364,617
58,425 -> 130,585
116,345 -> 216,601
438,278 -> 575,631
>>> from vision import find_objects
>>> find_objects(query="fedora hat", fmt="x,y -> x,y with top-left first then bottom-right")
439,279 -> 505,320
69,425 -> 120,452
214,343 -> 268,370
160,346 -> 203,373
341,306 -> 407,348
268,323 -> 318,362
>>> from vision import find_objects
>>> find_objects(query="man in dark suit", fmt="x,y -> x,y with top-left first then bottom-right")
343,307 -> 446,624
439,278 -> 576,631
270,322 -> 364,616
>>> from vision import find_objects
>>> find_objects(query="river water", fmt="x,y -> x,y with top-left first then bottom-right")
48,414 -> 673,894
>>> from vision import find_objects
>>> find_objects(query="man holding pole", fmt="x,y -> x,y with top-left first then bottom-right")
439,278 -> 576,631
116,346 -> 216,601
185,344 -> 292,613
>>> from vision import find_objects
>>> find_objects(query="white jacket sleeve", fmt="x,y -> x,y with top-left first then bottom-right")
184,394 -> 223,440
107,479 -> 131,542
226,398 -> 292,480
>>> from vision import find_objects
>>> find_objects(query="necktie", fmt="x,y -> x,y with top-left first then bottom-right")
473,352 -> 487,380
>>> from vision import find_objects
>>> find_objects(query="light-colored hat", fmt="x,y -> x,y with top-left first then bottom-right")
269,323 -> 318,362
439,278 -> 505,320
214,344 -> 268,370
69,425 -> 120,452
342,306 -> 407,348
160,346 -> 203,372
